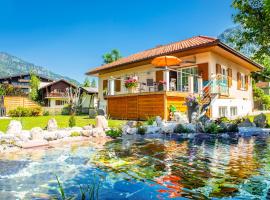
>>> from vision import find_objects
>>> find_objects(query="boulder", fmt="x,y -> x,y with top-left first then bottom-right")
126,121 -> 137,128
56,130 -> 71,139
238,127 -> 264,137
161,122 -> 178,134
15,140 -> 49,148
81,129 -> 93,137
97,109 -> 105,116
95,115 -> 108,129
145,126 -> 162,134
0,133 -> 17,144
219,122 -> 238,133
185,123 -> 197,133
71,127 -> 83,131
122,125 -> 137,135
47,118 -> 58,131
92,128 -> 106,137
155,116 -> 163,127
198,115 -> 210,125
238,118 -> 255,127
191,112 -> 198,124
6,120 -> 22,135
254,113 -> 267,128
43,131 -> 57,141
30,127 -> 44,140
196,122 -> 205,133
83,125 -> 93,130
89,109 -> 97,118
174,112 -> 188,124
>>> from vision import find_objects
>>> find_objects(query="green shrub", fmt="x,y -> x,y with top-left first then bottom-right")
174,124 -> 190,133
70,131 -> 80,137
8,106 -> 42,117
216,117 -> 230,123
105,128 -> 122,138
205,123 -> 222,134
43,110 -> 50,116
137,126 -> 146,135
61,105 -> 71,115
68,115 -> 76,127
146,116 -> 155,125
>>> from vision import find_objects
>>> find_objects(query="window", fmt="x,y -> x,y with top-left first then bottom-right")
55,100 -> 66,106
230,106 -> 237,117
240,74 -> 245,89
146,79 -> 154,86
177,66 -> 198,92
219,106 -> 228,117
115,79 -> 121,92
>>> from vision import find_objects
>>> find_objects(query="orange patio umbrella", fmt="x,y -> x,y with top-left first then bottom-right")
151,55 -> 182,67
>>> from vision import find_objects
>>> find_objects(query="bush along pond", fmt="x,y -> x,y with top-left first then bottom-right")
1,113 -> 270,199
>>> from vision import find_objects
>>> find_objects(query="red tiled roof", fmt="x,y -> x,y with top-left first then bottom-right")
86,35 -> 262,75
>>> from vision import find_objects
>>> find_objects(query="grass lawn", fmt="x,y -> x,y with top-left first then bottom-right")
0,115 -> 126,132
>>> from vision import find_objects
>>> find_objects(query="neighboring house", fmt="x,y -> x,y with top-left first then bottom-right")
86,36 -> 263,120
0,73 -> 54,94
80,87 -> 98,113
39,79 -> 77,113
256,82 -> 270,95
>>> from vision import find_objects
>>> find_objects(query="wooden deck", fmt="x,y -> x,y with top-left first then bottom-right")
106,91 -> 188,120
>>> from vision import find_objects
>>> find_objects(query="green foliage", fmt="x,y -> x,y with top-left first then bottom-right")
205,123 -> 222,134
174,124 -> 190,133
71,131 -> 81,137
68,115 -> 76,127
91,79 -> 97,88
83,77 -> 90,87
29,73 -> 40,101
137,124 -> 146,135
105,128 -> 122,138
169,105 -> 177,113
253,84 -> 270,109
0,83 -> 24,96
8,106 -> 42,117
62,105 -> 71,115
102,49 -> 122,64
43,110 -> 50,116
146,116 -> 155,125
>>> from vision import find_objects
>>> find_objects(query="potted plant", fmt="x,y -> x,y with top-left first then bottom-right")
124,77 -> 138,93
158,80 -> 166,91
185,94 -> 200,123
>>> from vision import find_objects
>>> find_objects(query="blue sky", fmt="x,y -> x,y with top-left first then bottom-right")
0,0 -> 234,83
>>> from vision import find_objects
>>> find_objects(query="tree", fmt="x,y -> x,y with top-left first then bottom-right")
29,73 -> 40,101
102,49 -> 122,64
83,77 -> 90,87
91,79 -> 97,88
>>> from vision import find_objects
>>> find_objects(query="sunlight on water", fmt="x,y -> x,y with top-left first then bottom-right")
0,135 -> 270,199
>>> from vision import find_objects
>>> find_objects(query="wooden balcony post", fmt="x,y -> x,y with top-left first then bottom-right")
198,77 -> 203,95
188,75 -> 194,93
163,70 -> 170,91
109,79 -> 115,95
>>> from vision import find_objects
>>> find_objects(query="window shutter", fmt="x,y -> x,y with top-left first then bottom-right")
237,72 -> 241,90
156,71 -> 163,82
216,64 -> 221,74
227,68 -> 232,87
103,80 -> 108,90
115,80 -> 121,92
245,75 -> 249,90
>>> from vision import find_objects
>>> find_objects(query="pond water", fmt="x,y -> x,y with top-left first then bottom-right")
0,134 -> 270,199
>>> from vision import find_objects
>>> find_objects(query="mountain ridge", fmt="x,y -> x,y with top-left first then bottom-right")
0,52 -> 80,85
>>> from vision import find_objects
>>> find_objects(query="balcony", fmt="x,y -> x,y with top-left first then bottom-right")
45,92 -> 67,98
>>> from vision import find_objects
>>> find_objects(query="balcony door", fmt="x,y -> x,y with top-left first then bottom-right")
177,66 -> 198,92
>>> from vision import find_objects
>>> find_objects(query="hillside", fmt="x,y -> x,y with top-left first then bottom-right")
0,52 -> 80,85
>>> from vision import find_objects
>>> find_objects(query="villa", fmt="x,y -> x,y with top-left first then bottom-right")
86,36 -> 263,120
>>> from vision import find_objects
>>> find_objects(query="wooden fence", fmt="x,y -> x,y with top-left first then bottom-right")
3,96 -> 40,114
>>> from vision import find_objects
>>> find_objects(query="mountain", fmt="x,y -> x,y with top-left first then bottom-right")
218,26 -> 257,58
0,52 -> 80,85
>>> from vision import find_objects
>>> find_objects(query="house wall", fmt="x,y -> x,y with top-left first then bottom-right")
209,52 -> 253,118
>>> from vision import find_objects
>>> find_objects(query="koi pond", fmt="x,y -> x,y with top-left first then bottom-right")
0,134 -> 270,199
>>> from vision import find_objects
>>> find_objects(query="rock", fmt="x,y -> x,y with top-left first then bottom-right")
47,118 -> 58,131
97,109 -> 105,116
30,127 -> 44,140
89,109 -> 97,118
238,118 -> 255,128
219,122 -> 238,133
0,133 -> 16,144
254,113 -> 267,128
6,120 -> 22,135
191,112 -> 198,124
185,123 -> 196,133
161,122 -> 178,134
81,130 -> 93,137
238,127 -> 264,137
17,130 -> 31,142
95,115 -> 108,129
126,121 -> 137,128
71,127 -> 83,131
92,128 -> 106,137
56,130 -> 71,139
145,126 -> 162,134
15,140 -> 49,148
198,115 -> 210,125
83,125 -> 93,130
43,131 -> 57,141
196,122 -> 205,133
155,116 -> 163,127
174,112 -> 188,124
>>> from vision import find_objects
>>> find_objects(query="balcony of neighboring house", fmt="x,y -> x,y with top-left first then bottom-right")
45,91 -> 67,98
